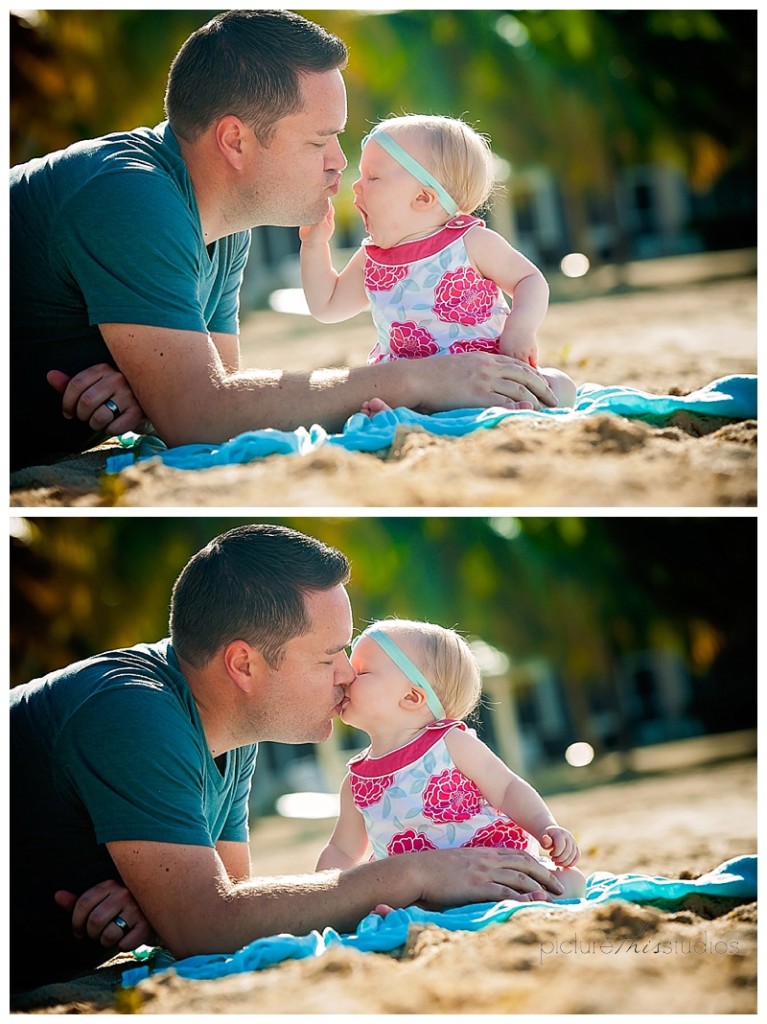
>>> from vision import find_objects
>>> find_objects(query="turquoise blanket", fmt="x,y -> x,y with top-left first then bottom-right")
106,374 -> 756,474
121,854 -> 756,987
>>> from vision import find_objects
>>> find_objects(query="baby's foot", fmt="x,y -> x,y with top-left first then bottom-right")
361,397 -> 392,417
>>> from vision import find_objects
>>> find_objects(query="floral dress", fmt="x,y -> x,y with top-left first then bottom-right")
347,720 -> 537,859
363,216 -> 510,364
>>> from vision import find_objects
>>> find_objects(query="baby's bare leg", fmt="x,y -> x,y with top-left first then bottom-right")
540,367 -> 577,408
551,865 -> 587,899
361,397 -> 392,417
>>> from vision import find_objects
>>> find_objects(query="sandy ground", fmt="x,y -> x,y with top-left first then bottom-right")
11,736 -> 757,1015
9,250 -> 757,508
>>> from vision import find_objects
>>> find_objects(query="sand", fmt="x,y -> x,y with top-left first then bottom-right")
11,738 -> 757,1015
9,250 -> 757,508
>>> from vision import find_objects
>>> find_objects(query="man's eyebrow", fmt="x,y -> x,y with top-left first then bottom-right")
316,124 -> 347,137
325,638 -> 352,655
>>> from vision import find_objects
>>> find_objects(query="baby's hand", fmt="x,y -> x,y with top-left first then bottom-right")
299,202 -> 336,247
540,826 -> 580,867
500,327 -> 539,368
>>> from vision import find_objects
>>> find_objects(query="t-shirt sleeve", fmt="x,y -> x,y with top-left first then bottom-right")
57,686 -> 216,847
54,169 -> 213,334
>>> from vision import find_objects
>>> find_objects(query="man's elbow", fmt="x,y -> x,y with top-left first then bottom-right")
158,910 -> 235,961
147,397 -> 233,449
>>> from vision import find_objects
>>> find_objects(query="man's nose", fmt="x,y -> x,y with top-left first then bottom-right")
352,177 -> 361,196
337,652 -> 356,686
327,137 -> 347,172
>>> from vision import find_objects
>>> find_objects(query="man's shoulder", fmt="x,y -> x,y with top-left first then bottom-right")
10,639 -> 201,763
11,123 -> 190,213
12,639 -> 184,712
13,123 -> 177,175
71,639 -> 189,702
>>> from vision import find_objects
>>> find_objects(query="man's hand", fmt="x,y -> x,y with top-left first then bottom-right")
54,880 -> 156,951
414,846 -> 566,907
47,364 -> 150,436
411,352 -> 557,413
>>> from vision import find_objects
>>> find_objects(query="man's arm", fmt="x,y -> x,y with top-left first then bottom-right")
94,322 -> 558,447
209,332 -> 241,374
216,840 -> 252,882
107,838 -> 564,960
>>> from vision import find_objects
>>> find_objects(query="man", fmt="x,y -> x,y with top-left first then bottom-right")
10,9 -> 556,469
10,523 -> 563,990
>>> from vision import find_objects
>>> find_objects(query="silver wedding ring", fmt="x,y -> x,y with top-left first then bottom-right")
104,398 -> 121,420
113,915 -> 130,937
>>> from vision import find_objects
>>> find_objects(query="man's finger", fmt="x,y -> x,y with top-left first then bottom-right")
53,890 -> 78,912
47,370 -> 75,417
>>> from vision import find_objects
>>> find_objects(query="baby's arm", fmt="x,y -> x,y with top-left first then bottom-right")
315,774 -> 371,871
465,226 -> 549,367
299,204 -> 369,324
444,728 -> 579,867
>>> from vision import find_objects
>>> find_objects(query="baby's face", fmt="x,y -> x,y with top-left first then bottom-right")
352,137 -> 433,248
342,633 -> 414,728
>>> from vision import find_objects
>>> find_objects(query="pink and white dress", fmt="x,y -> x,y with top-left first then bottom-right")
363,216 -> 510,364
347,719 -> 537,859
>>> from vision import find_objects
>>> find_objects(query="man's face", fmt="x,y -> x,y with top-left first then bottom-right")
257,583 -> 355,744
239,68 -> 348,227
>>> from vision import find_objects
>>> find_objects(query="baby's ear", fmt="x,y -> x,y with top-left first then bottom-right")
400,686 -> 427,710
412,187 -> 439,211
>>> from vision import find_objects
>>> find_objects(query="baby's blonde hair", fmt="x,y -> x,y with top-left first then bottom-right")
367,618 -> 482,721
375,114 -> 497,215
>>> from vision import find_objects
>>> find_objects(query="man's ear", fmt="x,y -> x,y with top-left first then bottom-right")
215,116 -> 249,171
223,640 -> 266,695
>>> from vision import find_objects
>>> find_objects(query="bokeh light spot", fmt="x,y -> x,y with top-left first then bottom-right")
560,253 -> 591,278
565,741 -> 595,767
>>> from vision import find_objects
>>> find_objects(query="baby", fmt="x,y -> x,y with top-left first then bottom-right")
300,114 -> 576,415
317,619 -> 586,901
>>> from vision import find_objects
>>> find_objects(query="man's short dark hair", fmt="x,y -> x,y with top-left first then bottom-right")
169,523 -> 351,668
165,9 -> 348,144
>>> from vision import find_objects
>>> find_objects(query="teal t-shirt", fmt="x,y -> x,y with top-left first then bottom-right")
9,122 -> 251,467
10,121 -> 251,340
9,639 -> 257,987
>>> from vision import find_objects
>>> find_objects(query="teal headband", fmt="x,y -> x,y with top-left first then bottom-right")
361,126 -> 460,217
353,627 -> 447,721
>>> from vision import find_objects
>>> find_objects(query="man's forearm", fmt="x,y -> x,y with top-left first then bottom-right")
166,858 -> 421,959
101,320 -> 559,448
110,839 -> 564,960
100,322 -> 422,448
158,361 -> 419,446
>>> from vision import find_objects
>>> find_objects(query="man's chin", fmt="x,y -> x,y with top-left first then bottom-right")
315,718 -> 335,743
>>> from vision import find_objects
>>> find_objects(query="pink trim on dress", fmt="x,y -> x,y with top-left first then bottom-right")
364,217 -> 483,267
348,720 -> 465,778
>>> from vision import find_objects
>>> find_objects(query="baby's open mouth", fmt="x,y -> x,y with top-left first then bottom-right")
355,202 -> 369,232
